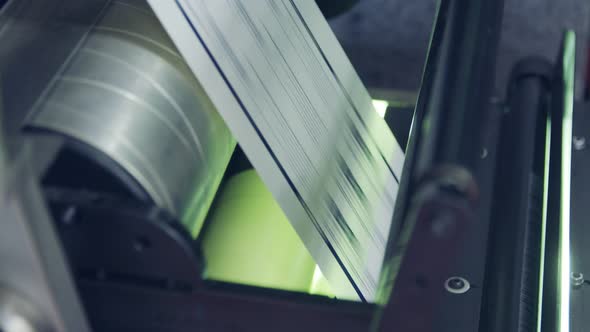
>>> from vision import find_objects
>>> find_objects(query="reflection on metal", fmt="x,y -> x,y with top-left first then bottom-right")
1,38 -> 90,331
0,0 -> 112,158
367,88 -> 418,109
26,0 -> 235,236
0,287 -> 44,332
480,147 -> 488,159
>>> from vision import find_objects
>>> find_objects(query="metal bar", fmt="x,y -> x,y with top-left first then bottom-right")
542,31 -> 576,332
78,280 -> 373,332
375,0 -> 505,330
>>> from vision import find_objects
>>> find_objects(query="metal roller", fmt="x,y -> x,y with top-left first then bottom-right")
26,0 -> 235,235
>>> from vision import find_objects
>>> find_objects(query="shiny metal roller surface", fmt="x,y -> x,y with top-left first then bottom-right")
26,0 -> 235,235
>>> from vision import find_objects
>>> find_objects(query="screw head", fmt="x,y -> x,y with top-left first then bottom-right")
573,136 -> 586,151
445,277 -> 470,294
571,272 -> 585,288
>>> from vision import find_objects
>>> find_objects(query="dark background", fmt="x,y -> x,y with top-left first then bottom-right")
328,0 -> 590,99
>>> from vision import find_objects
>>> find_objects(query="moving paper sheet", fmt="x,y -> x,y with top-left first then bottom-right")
148,0 -> 405,301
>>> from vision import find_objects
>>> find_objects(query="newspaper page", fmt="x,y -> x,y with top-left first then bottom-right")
148,0 -> 405,301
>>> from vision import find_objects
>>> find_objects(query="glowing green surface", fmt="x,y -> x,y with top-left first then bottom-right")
202,170 -> 316,292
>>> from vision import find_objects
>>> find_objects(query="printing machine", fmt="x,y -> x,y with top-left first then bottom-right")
0,0 -> 588,331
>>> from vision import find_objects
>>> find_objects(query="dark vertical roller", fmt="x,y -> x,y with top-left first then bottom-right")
376,0 -> 505,330
401,0 -> 505,180
479,58 -> 553,332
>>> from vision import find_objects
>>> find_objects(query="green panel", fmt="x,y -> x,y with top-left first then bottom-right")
202,170 -> 316,292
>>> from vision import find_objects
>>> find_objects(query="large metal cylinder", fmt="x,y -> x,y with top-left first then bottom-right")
25,0 -> 235,235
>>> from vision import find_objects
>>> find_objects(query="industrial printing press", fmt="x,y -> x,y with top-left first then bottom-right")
0,0 -> 589,331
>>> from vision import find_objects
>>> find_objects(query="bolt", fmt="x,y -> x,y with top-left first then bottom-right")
573,136 -> 586,151
571,272 -> 585,289
448,278 -> 464,289
445,276 -> 470,294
